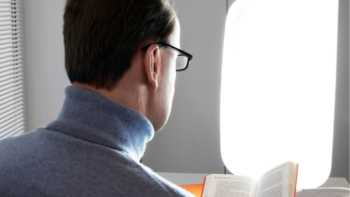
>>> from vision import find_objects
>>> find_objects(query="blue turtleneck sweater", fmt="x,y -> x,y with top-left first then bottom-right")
0,85 -> 193,197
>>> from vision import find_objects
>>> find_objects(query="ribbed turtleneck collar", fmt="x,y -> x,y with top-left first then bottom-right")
46,85 -> 155,161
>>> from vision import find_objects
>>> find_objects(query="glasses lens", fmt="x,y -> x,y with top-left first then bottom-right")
176,55 -> 188,71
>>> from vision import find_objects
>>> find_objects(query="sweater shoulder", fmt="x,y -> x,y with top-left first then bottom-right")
0,129 -> 194,197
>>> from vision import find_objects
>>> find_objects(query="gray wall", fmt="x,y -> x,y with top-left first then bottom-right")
142,0 -> 226,173
23,0 -> 349,180
331,0 -> 349,180
23,0 -> 69,131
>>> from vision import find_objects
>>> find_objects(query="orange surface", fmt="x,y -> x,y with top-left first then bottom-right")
179,184 -> 204,197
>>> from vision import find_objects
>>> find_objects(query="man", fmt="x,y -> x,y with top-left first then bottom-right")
0,0 -> 194,196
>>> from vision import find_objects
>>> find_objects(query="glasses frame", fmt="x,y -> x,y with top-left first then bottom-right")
142,41 -> 193,72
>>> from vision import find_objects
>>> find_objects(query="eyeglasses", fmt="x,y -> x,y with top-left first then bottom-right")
142,42 -> 193,72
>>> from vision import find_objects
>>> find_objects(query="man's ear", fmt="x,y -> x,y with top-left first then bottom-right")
144,45 -> 161,89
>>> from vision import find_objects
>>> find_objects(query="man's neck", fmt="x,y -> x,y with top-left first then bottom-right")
72,82 -> 148,118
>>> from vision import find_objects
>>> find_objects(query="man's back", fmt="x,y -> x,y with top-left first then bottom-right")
0,0 -> 195,196
0,86 -> 192,197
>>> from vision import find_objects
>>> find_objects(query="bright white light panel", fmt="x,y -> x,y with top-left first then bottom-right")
220,0 -> 338,190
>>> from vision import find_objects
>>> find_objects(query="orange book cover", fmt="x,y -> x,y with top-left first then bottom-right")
179,183 -> 204,197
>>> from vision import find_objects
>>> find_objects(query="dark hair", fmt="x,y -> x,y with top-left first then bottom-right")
63,0 -> 176,89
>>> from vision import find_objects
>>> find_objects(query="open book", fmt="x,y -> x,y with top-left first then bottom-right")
201,162 -> 298,197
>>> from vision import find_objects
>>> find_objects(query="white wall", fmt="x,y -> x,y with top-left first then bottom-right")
23,0 -> 349,179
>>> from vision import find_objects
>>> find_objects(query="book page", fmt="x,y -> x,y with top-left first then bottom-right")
202,174 -> 256,197
255,162 -> 297,197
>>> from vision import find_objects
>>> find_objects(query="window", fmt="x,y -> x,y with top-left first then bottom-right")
221,0 -> 338,189
0,0 -> 25,139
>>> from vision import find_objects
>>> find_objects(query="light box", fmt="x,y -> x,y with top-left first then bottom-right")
220,0 -> 339,190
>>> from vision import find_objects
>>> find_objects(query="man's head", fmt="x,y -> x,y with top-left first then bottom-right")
63,0 -> 189,131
